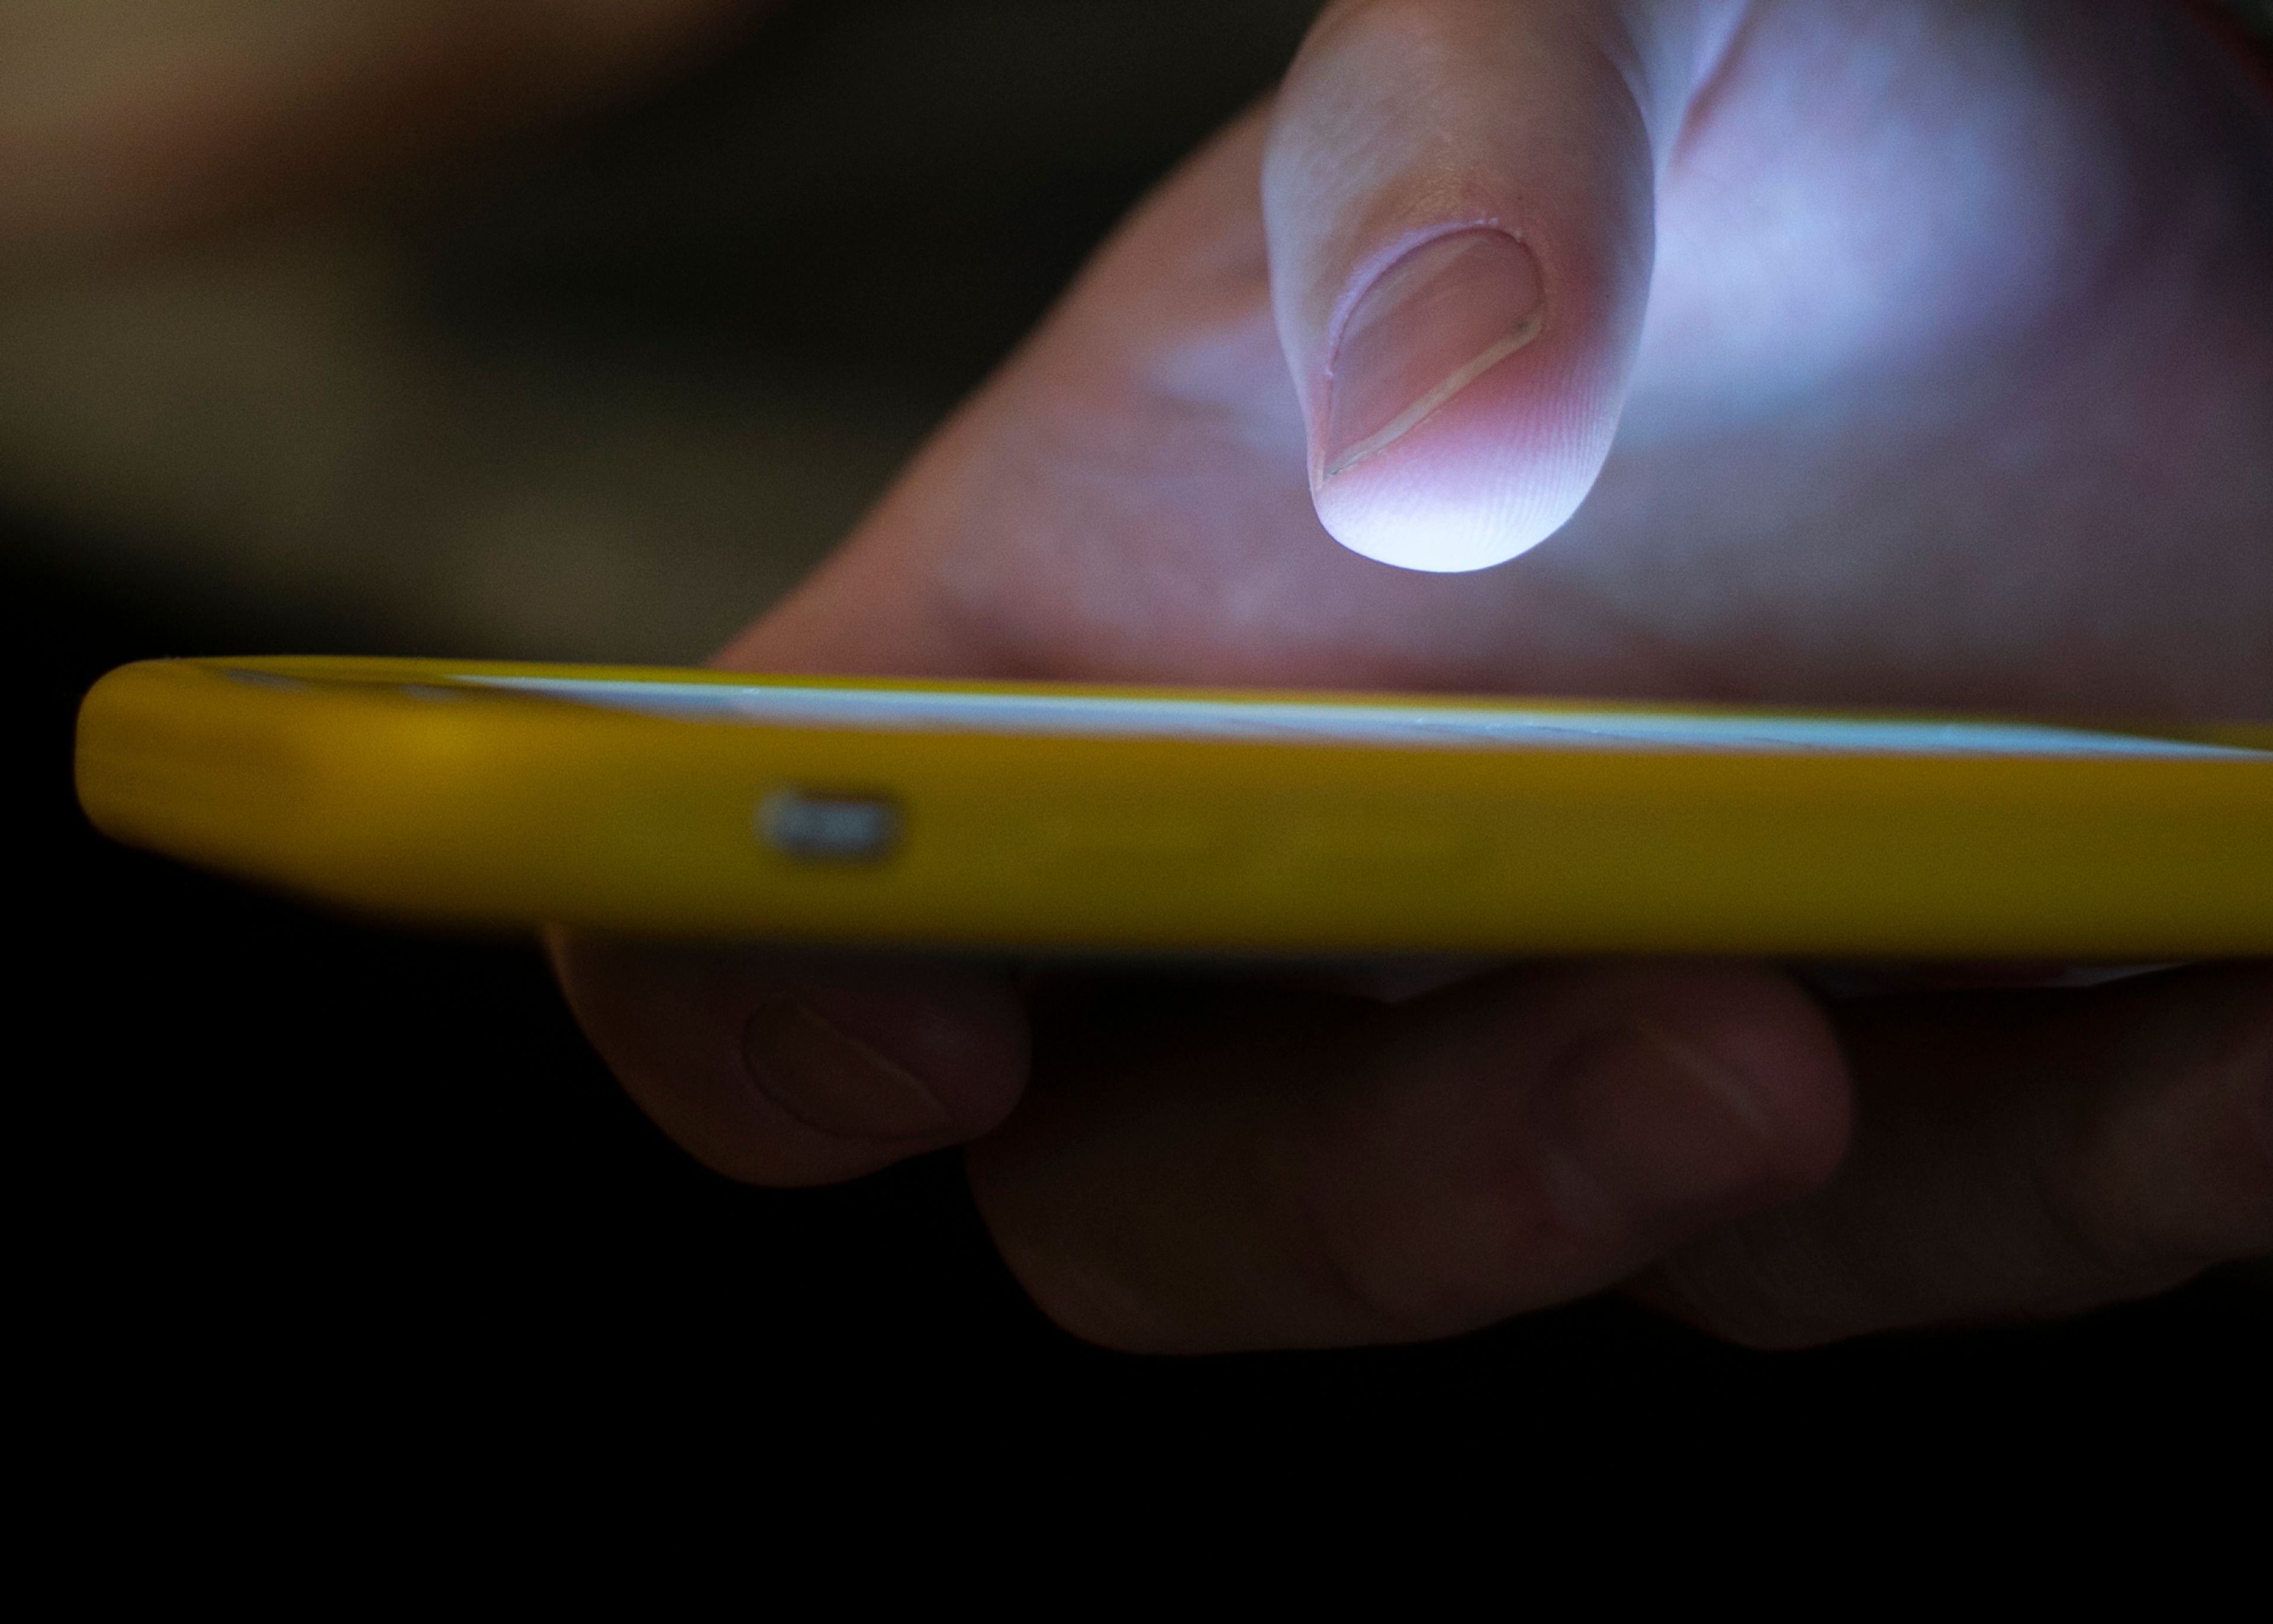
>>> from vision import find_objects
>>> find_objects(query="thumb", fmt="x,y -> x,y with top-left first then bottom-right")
1263,0 -> 1709,572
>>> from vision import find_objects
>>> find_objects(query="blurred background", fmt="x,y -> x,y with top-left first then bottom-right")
9,0 -> 2266,1472
2,0 -> 1318,660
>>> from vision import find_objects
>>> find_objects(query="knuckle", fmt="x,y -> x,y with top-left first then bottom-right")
1293,1169 -> 1580,1343
1634,1222 -> 1857,1351
552,936 -> 939,1190
2047,999 -> 2273,1278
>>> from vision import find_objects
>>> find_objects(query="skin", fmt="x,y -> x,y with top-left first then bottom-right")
562,0 -> 2273,1352
21,2 -> 2266,1349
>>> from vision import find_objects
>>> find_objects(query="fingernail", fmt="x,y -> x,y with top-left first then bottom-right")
1324,229 -> 1544,479
1541,1024 -> 1783,1223
743,998 -> 958,1140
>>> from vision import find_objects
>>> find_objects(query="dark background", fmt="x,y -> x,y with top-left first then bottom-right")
12,2 -> 2269,1467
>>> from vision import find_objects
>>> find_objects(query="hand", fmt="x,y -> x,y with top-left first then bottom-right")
557,0 -> 2273,1351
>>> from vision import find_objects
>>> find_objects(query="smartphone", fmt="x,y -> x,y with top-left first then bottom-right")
73,656 -> 2273,958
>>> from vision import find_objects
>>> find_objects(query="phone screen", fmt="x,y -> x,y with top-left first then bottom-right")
447,674 -> 2265,761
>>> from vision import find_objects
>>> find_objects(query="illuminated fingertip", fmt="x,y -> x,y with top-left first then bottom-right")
1312,462 -> 1588,573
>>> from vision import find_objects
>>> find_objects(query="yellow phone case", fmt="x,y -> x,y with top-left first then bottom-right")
74,656 -> 2273,958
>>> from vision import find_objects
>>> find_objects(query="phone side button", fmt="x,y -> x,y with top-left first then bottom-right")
758,790 -> 903,863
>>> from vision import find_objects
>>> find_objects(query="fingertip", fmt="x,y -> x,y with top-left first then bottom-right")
1425,961 -> 1850,1240
1637,966 -> 2272,1348
549,933 -> 1029,1187
786,961 -> 1034,1139
1308,370 -> 1618,573
1310,226 -> 1620,573
1266,0 -> 1676,574
968,961 -> 1847,1354
1457,961 -> 1855,1239
1646,965 -> 1856,1198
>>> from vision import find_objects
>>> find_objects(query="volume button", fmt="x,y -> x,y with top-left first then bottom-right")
758,790 -> 903,863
